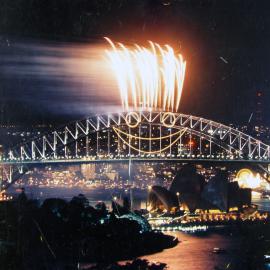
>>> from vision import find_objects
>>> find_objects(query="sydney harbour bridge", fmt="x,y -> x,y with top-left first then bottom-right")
1,39 -> 270,191
1,110 -> 270,191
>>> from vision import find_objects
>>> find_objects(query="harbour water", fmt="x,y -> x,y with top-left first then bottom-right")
252,197 -> 270,212
142,197 -> 270,270
142,230 -> 246,270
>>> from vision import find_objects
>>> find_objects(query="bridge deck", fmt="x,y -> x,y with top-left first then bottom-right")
1,157 -> 270,165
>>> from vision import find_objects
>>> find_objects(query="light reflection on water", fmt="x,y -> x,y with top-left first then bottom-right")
252,198 -> 270,212
143,199 -> 270,270
142,231 -> 246,270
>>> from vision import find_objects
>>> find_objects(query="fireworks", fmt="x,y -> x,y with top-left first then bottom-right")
105,38 -> 186,112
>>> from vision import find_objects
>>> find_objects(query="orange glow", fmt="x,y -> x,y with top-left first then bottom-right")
188,140 -> 195,146
105,38 -> 186,112
236,169 -> 261,189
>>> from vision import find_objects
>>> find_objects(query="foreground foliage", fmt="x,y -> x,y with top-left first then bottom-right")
0,192 -> 175,270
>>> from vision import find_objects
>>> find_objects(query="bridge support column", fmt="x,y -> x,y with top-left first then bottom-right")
178,130 -> 182,155
169,129 -> 172,157
160,125 -> 162,156
117,132 -> 120,158
139,124 -> 141,157
128,127 -> 131,157
189,132 -> 192,156
75,141 -> 78,158
97,131 -> 99,158
199,136 -> 202,155
209,138 -> 212,156
149,124 -> 152,154
107,130 -> 110,157
86,136 -> 89,157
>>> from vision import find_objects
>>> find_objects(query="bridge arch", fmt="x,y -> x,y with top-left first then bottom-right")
1,111 -> 270,189
4,111 -> 270,162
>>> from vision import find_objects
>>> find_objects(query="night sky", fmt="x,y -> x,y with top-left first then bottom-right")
1,0 -> 270,126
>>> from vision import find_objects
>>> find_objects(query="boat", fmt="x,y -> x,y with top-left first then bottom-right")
264,254 -> 270,262
212,247 -> 226,254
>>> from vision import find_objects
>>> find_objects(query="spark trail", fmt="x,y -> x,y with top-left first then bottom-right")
105,38 -> 186,112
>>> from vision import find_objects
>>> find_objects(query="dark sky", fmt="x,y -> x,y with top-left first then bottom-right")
1,0 -> 270,126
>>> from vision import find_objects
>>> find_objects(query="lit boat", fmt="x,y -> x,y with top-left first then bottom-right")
264,254 -> 270,262
212,247 -> 226,254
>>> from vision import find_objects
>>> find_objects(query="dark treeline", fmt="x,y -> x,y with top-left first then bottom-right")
0,191 -> 176,270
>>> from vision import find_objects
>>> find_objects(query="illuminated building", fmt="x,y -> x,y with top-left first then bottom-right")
235,168 -> 261,189
148,165 -> 252,213
0,191 -> 12,201
148,186 -> 178,212
170,165 -> 205,212
202,172 -> 251,211
81,164 -> 96,180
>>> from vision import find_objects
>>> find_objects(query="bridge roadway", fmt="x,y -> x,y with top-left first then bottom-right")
1,156 -> 270,166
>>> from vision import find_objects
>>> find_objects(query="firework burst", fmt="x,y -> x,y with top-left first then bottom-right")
105,38 -> 186,112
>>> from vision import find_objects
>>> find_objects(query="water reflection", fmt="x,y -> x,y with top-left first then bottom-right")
142,231 -> 246,270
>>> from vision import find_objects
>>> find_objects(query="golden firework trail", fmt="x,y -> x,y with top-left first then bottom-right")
105,38 -> 186,112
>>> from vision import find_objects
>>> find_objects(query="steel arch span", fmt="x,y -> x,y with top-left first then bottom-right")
1,111 -> 270,189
